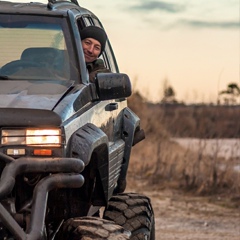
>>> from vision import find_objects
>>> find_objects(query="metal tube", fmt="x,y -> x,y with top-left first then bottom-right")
0,173 -> 84,240
27,173 -> 84,240
0,203 -> 26,240
0,157 -> 85,199
0,152 -> 15,163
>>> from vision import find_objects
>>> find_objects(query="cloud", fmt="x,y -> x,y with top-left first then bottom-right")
125,1 -> 239,31
129,1 -> 185,13
178,19 -> 240,29
139,17 -> 240,31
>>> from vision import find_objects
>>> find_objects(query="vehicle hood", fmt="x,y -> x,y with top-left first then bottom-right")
0,80 -> 74,110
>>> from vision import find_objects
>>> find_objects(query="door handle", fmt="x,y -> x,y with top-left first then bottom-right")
105,103 -> 118,111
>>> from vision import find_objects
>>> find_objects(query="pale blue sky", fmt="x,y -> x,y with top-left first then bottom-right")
9,0 -> 240,103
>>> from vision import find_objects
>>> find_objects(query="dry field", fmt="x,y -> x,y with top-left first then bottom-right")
127,93 -> 240,239
127,142 -> 240,239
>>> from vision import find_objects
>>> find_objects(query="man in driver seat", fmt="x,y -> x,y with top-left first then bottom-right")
80,26 -> 110,82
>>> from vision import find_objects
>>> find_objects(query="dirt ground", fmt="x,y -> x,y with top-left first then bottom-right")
126,176 -> 240,240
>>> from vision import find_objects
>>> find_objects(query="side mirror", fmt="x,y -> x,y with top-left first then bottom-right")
95,73 -> 132,100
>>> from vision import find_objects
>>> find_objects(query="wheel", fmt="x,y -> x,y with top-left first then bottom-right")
0,60 -> 40,75
56,216 -> 131,240
103,193 -> 155,240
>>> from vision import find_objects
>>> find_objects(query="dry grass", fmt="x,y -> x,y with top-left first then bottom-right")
127,92 -> 240,199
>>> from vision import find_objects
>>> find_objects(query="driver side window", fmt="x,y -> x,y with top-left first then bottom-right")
77,16 -> 119,73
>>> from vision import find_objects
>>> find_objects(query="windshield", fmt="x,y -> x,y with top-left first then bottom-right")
0,15 -> 73,81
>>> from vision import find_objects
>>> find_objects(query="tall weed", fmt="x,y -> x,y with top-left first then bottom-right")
128,92 -> 240,197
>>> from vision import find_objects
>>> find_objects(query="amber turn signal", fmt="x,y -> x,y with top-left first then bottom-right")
33,149 -> 52,156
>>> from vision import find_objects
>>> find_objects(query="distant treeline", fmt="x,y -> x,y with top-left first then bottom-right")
128,92 -> 240,139
155,104 -> 240,138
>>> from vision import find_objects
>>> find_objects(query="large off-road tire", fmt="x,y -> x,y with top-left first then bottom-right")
103,193 -> 155,240
56,216 -> 131,240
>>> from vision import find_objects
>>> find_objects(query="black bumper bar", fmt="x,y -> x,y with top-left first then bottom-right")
0,154 -> 85,240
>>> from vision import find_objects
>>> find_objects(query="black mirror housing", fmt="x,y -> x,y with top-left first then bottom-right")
95,73 -> 132,100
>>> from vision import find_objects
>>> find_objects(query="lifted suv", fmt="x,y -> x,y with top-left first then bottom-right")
0,0 -> 155,239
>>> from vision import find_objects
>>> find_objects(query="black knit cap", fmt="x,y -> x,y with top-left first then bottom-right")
80,26 -> 107,56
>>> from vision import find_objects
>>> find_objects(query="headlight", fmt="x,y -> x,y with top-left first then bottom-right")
1,128 -> 62,147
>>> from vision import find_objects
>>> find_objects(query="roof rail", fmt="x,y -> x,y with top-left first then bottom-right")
48,0 -> 79,6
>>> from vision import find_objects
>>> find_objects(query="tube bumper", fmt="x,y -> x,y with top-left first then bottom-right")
0,153 -> 85,240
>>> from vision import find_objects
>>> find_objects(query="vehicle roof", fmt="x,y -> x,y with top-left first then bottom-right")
0,0 -> 94,18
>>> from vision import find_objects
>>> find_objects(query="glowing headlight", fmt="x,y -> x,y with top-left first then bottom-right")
2,129 -> 25,145
1,128 -> 62,147
26,129 -> 61,146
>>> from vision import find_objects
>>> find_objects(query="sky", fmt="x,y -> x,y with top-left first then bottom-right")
9,0 -> 240,103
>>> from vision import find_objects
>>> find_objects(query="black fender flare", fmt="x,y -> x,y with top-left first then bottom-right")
115,107 -> 145,193
67,123 -> 109,202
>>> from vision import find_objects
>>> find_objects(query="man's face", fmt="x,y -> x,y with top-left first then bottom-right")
81,38 -> 101,63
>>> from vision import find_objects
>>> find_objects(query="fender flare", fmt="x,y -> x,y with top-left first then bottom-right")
67,123 -> 109,201
116,107 -> 144,193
